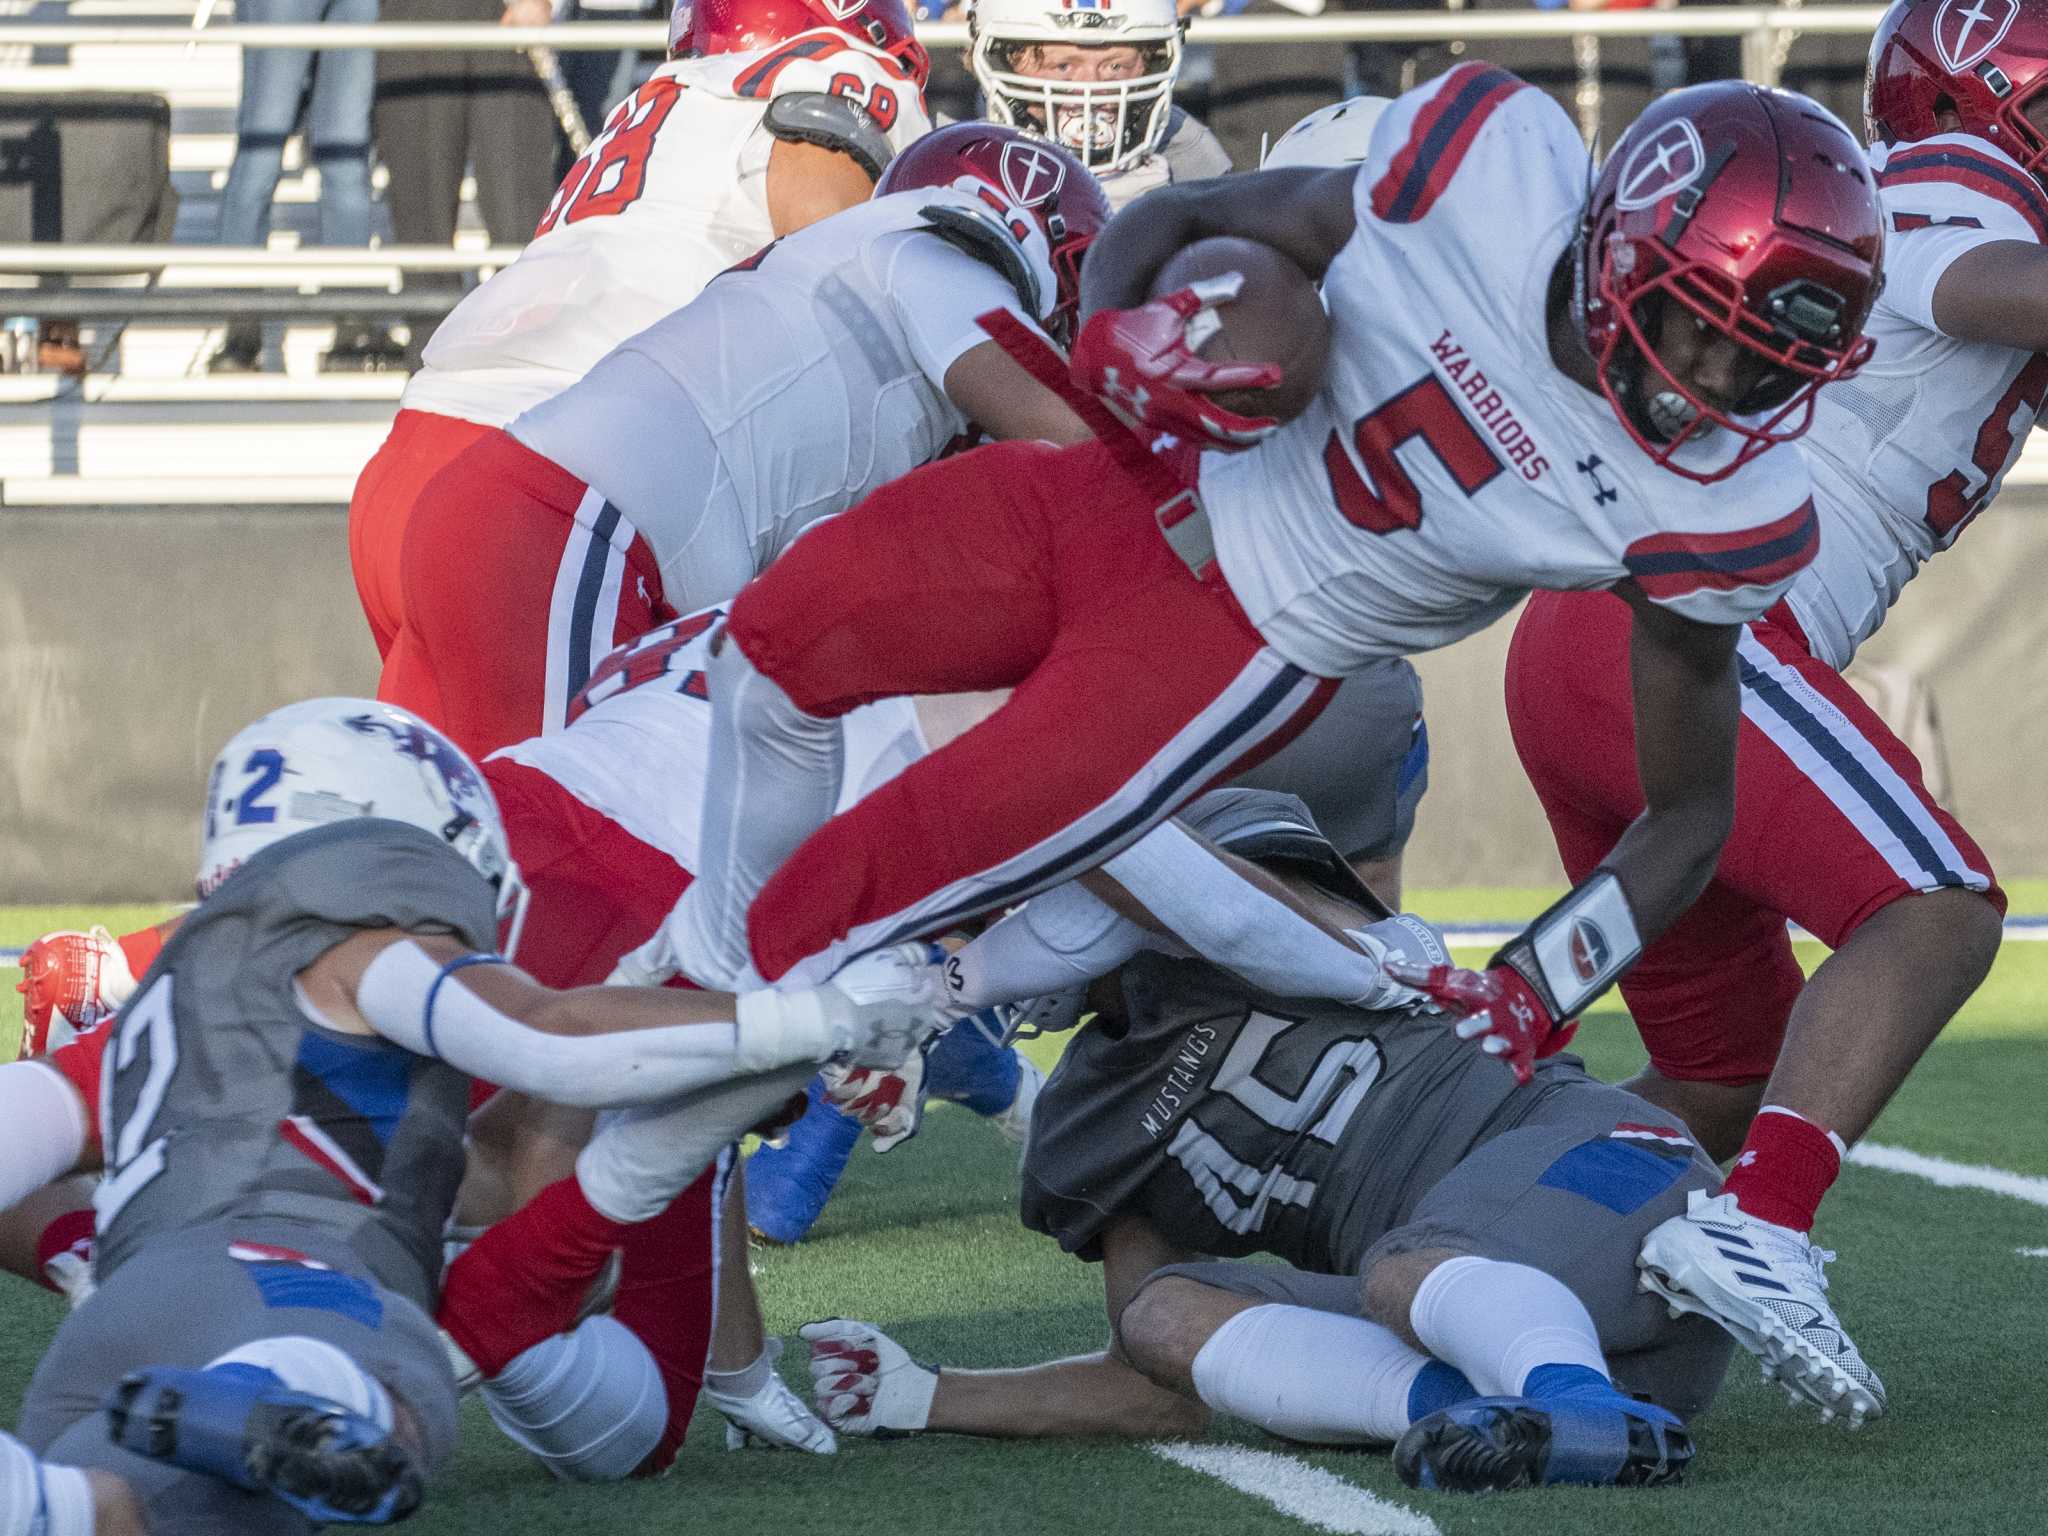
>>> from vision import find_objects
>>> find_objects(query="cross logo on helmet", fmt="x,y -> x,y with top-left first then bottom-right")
817,0 -> 868,19
1934,0 -> 2020,73
1615,118 -> 1706,211
1000,141 -> 1067,207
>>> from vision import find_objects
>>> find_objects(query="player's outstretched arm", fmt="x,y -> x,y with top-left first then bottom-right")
942,340 -> 1094,446
1077,166 -> 1358,324
1930,240 -> 2048,351
306,931 -> 945,1109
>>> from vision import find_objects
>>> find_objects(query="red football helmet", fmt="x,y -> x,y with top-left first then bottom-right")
1580,82 -> 1884,482
669,0 -> 931,90
876,123 -> 1111,340
1867,0 -> 2048,174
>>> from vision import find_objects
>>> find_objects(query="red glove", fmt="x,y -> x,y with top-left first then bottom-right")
1069,275 -> 1283,450
1383,960 -> 1578,1087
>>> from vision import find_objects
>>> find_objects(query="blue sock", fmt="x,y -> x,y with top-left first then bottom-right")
924,1013 -> 1022,1117
1524,1362 -> 1636,1407
1407,1359 -> 1478,1421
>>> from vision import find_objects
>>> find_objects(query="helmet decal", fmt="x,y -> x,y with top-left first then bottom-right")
1615,119 -> 1706,212
1935,0 -> 2020,72
342,712 -> 490,813
999,140 -> 1068,206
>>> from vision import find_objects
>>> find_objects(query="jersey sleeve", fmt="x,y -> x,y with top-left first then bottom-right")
720,34 -> 934,158
1872,135 -> 2048,336
1617,454 -> 1819,624
1160,108 -> 1233,180
889,234 -> 1053,390
1358,61 -> 1580,230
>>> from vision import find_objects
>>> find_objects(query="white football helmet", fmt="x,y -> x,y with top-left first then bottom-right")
969,0 -> 1183,176
197,698 -> 528,959
1261,95 -> 1391,169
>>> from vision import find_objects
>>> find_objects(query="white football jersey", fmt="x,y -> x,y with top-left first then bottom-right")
400,33 -> 933,429
1790,133 -> 2048,671
1200,66 -> 1818,676
493,607 -> 921,873
506,188 -> 1047,616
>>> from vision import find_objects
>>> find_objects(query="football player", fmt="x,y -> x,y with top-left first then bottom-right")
968,0 -> 1230,208
0,699 -> 945,1533
626,68 -> 1884,1144
370,124 -> 1107,758
347,0 -> 934,703
1503,0 -> 2042,1428
801,789 -> 1733,1492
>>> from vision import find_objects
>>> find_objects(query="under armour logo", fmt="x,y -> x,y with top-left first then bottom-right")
1577,454 -> 1619,506
1000,140 -> 1067,207
1615,119 -> 1706,212
1099,365 -> 1151,420
1936,0 -> 2019,72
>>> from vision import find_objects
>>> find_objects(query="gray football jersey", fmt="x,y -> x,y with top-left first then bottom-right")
1023,953 -> 1570,1272
93,820 -> 497,1311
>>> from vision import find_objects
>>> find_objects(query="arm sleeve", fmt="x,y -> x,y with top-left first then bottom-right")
0,1061 -> 90,1212
354,942 -> 836,1109
891,236 -> 1053,389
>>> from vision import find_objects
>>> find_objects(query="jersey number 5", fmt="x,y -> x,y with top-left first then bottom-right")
1924,355 -> 2048,542
536,77 -> 686,237
1324,375 -> 1504,534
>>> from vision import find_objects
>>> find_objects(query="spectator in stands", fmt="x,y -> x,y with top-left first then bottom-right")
375,0 -> 561,365
209,0 -> 387,373
556,0 -> 664,165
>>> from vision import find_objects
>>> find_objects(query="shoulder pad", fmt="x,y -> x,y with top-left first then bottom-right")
1177,787 -> 1392,919
764,90 -> 894,182
916,200 -> 1047,320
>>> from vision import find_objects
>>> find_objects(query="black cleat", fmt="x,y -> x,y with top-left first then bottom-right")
1393,1394 -> 1693,1493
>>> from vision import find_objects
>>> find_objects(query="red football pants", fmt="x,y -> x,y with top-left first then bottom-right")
1506,590 -> 2003,1084
724,436 -> 1337,984
377,428 -> 673,762
349,407 -> 494,659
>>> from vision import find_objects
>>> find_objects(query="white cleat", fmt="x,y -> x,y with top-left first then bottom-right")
705,1339 -> 838,1454
990,1055 -> 1045,1148
1639,1189 -> 1884,1428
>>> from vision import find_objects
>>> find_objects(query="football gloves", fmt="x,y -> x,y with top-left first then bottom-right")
1384,960 -> 1577,1086
14,927 -> 137,1060
801,1319 -> 938,1436
815,944 -> 951,1070
819,1047 -> 929,1153
1069,275 -> 1283,451
704,1339 -> 838,1454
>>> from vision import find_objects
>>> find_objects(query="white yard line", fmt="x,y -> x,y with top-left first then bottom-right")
2016,1248 -> 2048,1260
1149,1443 -> 1439,1536
1848,1143 -> 2048,1209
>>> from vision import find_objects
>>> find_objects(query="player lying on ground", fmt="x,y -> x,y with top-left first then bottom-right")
367,122 -> 1107,760
0,698 -> 947,1534
349,0 -> 935,672
1503,0 -> 2045,1426
802,789 -> 1734,1492
630,86 -> 1885,1268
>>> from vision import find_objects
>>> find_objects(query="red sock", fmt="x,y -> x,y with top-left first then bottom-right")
1720,1107 -> 1842,1233
438,1176 -> 633,1378
33,1208 -> 95,1293
610,1166 -> 720,1473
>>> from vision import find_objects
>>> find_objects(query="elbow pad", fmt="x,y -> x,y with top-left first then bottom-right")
764,91 -> 894,182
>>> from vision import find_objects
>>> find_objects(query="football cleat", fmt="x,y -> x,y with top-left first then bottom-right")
746,1080 -> 862,1245
1638,1189 -> 1884,1427
1393,1394 -> 1692,1492
705,1339 -> 838,1454
988,1055 -> 1044,1148
105,1365 -> 422,1524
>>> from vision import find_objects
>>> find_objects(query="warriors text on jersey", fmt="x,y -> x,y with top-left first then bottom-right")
92,821 -> 498,1312
400,34 -> 933,428
1198,65 -> 1819,676
1790,131 -> 2048,670
503,189 -> 1050,616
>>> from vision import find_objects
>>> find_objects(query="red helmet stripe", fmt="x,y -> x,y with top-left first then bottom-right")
733,32 -> 842,98
1370,63 -> 1527,225
1877,145 -> 2048,242
1621,499 -> 1818,598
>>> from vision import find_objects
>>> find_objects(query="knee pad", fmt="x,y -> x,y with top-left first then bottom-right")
206,1336 -> 392,1431
482,1315 -> 667,1483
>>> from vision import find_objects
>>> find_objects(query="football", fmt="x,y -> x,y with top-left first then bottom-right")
1150,235 -> 1330,426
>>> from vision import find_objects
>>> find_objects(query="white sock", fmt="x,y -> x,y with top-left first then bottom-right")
1407,1255 -> 1609,1399
208,1335 -> 392,1430
1189,1304 -> 1430,1445
1,1432 -> 95,1536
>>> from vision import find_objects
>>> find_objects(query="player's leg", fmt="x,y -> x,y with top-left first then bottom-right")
347,411 -> 495,659
391,434 -> 668,758
1360,1086 -> 1729,1490
0,1428 -> 144,1536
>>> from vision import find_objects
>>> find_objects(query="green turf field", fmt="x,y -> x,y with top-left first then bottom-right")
4,897 -> 2044,1536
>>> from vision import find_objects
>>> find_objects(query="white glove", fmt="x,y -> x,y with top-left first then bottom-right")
820,1047 -> 929,1153
815,945 -> 949,1069
604,929 -> 678,989
704,1339 -> 838,1454
1345,913 -> 1452,1013
801,1319 -> 938,1437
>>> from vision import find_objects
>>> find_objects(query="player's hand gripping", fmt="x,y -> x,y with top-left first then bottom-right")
816,944 -> 951,1069
819,1044 -> 930,1153
1070,273 -> 1283,450
802,1320 -> 938,1436
1381,959 -> 1578,1087
14,927 -> 137,1060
